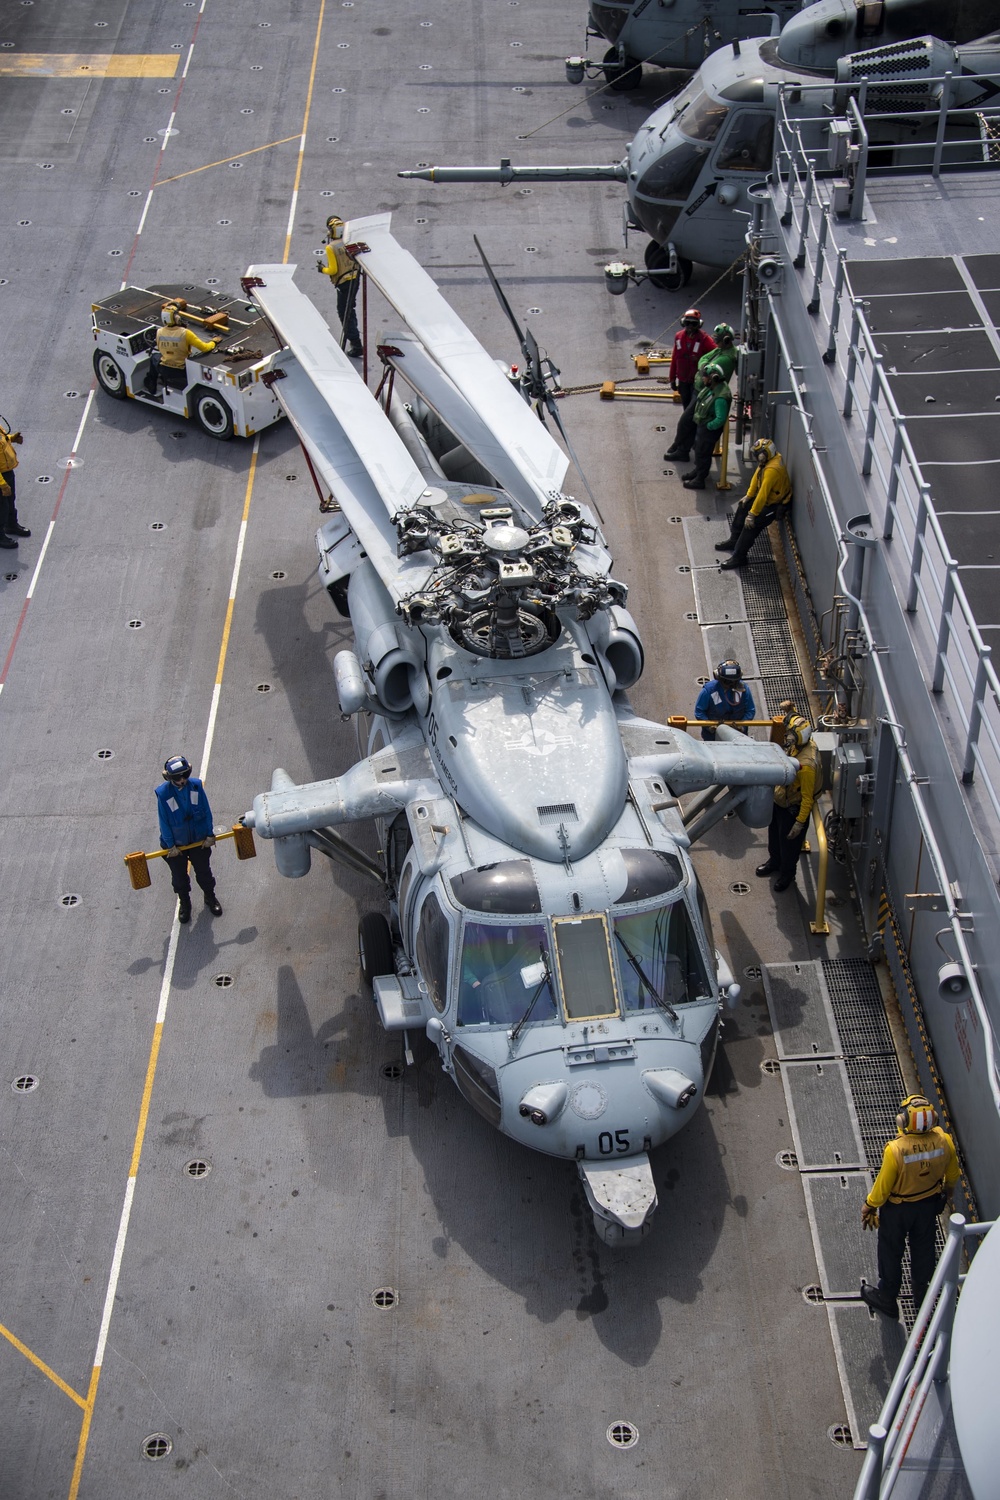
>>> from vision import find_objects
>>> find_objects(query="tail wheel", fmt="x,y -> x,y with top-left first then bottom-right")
359,912 -> 394,985
193,388 -> 235,440
603,47 -> 641,91
644,240 -> 690,292
93,350 -> 127,399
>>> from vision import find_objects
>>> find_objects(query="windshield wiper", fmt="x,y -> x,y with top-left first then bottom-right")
510,947 -> 553,1044
615,929 -> 678,1022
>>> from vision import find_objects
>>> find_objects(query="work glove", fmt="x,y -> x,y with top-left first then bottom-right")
203,835 -> 217,847
163,846 -> 181,859
0,483 -> 9,497
861,1203 -> 879,1231
10,432 -> 22,444
786,821 -> 806,841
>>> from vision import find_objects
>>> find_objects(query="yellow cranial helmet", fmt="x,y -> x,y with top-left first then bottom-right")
326,214 -> 345,235
751,437 -> 776,463
897,1095 -> 938,1133
783,712 -> 812,752
161,303 -> 179,327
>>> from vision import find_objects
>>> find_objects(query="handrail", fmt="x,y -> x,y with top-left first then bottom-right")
852,1216 -> 993,1499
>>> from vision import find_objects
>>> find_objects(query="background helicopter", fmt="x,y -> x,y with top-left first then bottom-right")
565,0 -> 804,91
403,0 -> 1000,289
241,214 -> 797,1246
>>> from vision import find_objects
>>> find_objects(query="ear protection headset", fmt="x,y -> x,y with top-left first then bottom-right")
897,1095 -> 938,1133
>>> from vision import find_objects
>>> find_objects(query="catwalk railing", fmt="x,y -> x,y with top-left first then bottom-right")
852,1215 -> 992,1499
758,84 -> 1000,1113
770,75 -> 1000,828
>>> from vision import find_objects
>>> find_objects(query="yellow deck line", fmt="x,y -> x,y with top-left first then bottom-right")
155,134 -> 301,186
0,1322 -> 87,1410
67,451 -> 260,1500
0,53 -> 180,78
283,0 -> 327,264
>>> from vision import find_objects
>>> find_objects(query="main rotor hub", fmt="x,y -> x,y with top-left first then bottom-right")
393,494 -> 626,661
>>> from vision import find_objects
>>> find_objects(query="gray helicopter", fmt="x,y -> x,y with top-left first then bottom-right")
402,0 -> 999,289
565,0 -> 804,91
241,215 -> 797,1245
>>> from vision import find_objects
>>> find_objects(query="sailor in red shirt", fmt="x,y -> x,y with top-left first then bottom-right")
668,309 -> 716,408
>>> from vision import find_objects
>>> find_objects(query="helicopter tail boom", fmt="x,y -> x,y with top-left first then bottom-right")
399,161 -> 629,184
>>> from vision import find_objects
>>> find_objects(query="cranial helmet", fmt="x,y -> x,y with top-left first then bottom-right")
164,754 -> 192,784
897,1095 -> 938,1134
751,437 -> 777,462
717,659 -> 742,684
705,363 -> 727,383
681,307 -> 702,326
326,214 -> 345,235
783,713 -> 812,751
714,322 -> 735,343
161,303 -> 179,327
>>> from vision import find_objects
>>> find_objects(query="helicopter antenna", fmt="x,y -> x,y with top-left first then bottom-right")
474,236 -> 605,522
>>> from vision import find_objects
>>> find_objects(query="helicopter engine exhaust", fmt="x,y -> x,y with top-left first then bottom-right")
348,559 -> 422,714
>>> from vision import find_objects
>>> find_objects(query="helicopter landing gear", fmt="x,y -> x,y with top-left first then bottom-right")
643,240 -> 693,291
358,912 -> 394,986
602,46 -> 642,92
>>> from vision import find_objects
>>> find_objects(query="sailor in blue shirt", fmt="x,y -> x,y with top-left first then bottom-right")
155,754 -> 223,923
694,660 -> 756,741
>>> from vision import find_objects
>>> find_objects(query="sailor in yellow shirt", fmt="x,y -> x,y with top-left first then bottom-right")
146,304 -> 216,395
0,421 -> 29,549
717,437 -> 792,570
316,215 -> 363,357
860,1095 -> 959,1320
755,712 -> 819,892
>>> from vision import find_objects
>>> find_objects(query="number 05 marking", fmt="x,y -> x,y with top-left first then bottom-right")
598,1129 -> 630,1155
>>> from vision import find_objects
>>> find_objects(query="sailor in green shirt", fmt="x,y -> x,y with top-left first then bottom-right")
665,324 -> 738,464
682,365 -> 732,490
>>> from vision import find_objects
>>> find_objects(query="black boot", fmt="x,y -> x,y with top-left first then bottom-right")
860,1283 -> 899,1321
178,896 -> 192,924
714,537 -> 736,551
205,892 -> 223,916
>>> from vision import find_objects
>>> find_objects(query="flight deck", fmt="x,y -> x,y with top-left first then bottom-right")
0,0 -> 902,1494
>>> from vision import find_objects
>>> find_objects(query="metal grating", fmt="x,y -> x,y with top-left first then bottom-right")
823,959 -> 896,1057
748,621 -> 799,676
739,554 -> 787,618
844,1055 -> 905,1170
758,674 -> 810,716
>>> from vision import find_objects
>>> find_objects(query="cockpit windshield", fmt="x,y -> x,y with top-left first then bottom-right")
457,921 -> 557,1028
666,84 -> 730,144
613,900 -> 713,1012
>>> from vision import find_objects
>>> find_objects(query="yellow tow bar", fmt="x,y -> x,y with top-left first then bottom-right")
599,381 -> 680,402
123,824 -> 256,890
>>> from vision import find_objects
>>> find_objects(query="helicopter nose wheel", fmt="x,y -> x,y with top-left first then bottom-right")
602,46 -> 642,92
643,241 -> 693,291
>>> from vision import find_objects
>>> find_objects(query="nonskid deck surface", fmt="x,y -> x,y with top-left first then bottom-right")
0,0 -> 869,1494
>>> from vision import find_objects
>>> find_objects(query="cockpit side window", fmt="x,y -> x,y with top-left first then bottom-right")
677,89 -> 730,143
714,111 -> 775,172
416,892 -> 451,1014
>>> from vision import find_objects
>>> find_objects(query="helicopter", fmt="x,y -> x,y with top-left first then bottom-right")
241,214 -> 798,1246
402,0 -> 1000,290
565,0 -> 803,91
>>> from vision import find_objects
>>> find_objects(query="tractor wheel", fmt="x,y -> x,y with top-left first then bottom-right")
193,388 -> 235,440
93,350 -> 128,399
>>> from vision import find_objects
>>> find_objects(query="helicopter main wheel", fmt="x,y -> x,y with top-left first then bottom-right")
358,912 -> 394,986
643,241 -> 693,292
602,46 -> 641,92
192,388 -> 235,440
93,350 -> 128,399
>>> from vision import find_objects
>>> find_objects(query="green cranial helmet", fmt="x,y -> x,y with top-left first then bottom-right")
714,322 -> 735,342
